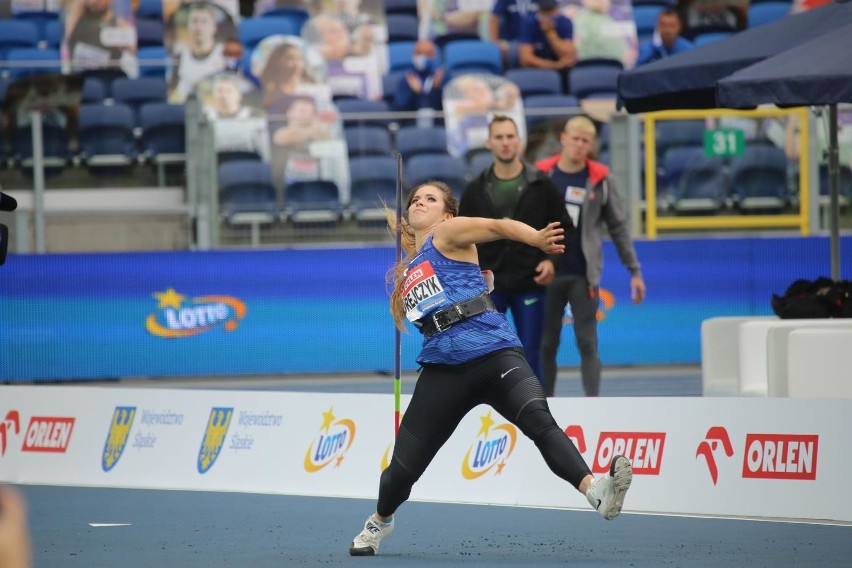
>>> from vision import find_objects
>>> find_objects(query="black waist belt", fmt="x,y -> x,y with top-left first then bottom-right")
420,293 -> 496,337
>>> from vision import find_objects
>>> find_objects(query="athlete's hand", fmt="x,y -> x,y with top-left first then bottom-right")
536,222 -> 565,255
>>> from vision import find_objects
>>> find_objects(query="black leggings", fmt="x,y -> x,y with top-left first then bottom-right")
377,348 -> 591,517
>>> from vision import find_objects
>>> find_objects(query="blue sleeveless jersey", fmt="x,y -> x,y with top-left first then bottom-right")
403,235 -> 521,364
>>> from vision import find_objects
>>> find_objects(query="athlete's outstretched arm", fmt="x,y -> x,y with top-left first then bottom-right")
436,217 -> 565,254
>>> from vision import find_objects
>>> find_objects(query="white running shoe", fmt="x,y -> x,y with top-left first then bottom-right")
349,514 -> 395,556
586,454 -> 633,520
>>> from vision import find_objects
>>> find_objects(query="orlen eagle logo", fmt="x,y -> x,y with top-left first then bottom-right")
102,407 -> 136,472
461,410 -> 517,479
563,288 -> 615,324
198,408 -> 233,474
742,434 -> 818,480
22,416 -> 75,452
0,411 -> 21,456
145,288 -> 246,338
592,431 -> 665,475
696,426 -> 734,485
304,407 -> 356,472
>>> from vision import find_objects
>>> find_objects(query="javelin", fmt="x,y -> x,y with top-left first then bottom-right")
394,152 -> 403,438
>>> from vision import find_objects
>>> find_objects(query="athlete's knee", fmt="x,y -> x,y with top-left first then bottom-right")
515,397 -> 561,441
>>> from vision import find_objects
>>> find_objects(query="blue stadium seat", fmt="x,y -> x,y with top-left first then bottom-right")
568,64 -> 620,100
632,5 -> 666,45
505,68 -> 561,98
443,40 -> 502,78
818,164 -> 852,205
138,46 -> 167,79
112,77 -> 168,128
140,102 -> 187,185
218,159 -> 280,226
136,18 -> 164,48
655,119 -> 706,161
44,20 -> 62,49
729,143 -> 789,211
522,94 -> 580,130
0,21 -> 39,59
348,156 -> 399,225
81,77 -> 106,104
11,122 -> 69,177
384,0 -> 418,16
284,179 -> 344,226
388,41 -> 417,73
386,14 -> 419,42
405,153 -> 468,197
335,98 -> 392,128
395,125 -> 447,160
258,7 -> 310,34
382,70 -> 405,105
78,103 -> 138,172
240,17 -> 301,51
671,152 -> 729,213
466,149 -> 493,178
4,47 -> 61,79
692,30 -> 735,45
344,125 -> 393,158
748,1 -> 791,27
137,0 -> 164,20
12,11 -> 58,42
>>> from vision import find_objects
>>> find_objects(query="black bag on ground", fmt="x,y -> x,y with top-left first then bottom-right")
771,277 -> 851,319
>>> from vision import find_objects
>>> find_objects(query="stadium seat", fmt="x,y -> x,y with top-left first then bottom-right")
388,41 -> 417,73
386,14 -> 419,42
44,20 -> 62,49
405,153 -> 468,197
11,11 -> 57,43
335,98 -> 392,128
112,77 -> 168,128
384,0 -> 418,16
139,102 -> 186,186
136,18 -> 164,48
4,47 -> 61,79
218,159 -> 280,243
505,68 -> 561,98
818,164 -> 852,206
78,103 -> 138,173
671,152 -> 729,213
659,145 -> 705,201
655,119 -> 706,161
80,68 -> 127,98
632,5 -> 666,45
0,21 -> 39,59
240,17 -> 301,51
258,7 -> 310,34
729,143 -> 789,211
748,2 -> 791,27
692,30 -> 735,45
568,64 -> 620,100
382,70 -> 405,105
344,125 -> 393,158
284,179 -> 344,226
11,122 -> 69,177
466,149 -> 493,179
522,94 -> 580,130
443,40 -> 502,78
348,155 -> 399,225
80,77 -> 106,104
137,0 -> 164,20
138,46 -> 167,79
395,125 -> 447,160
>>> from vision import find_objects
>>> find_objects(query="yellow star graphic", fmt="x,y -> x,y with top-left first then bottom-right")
477,410 -> 495,438
496,460 -> 506,475
154,288 -> 185,309
335,455 -> 345,467
320,407 -> 336,433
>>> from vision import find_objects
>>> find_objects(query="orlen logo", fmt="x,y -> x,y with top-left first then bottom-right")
0,411 -> 21,456
461,410 -> 518,479
592,431 -> 665,475
198,407 -> 233,474
102,407 -> 136,472
303,407 -> 356,473
696,426 -> 734,485
742,434 -> 818,480
22,416 -> 75,452
145,288 -> 246,338
563,288 -> 615,324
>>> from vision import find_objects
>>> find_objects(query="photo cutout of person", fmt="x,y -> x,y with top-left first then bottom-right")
165,1 -> 237,102
162,0 -> 240,25
418,0 -> 492,41
443,72 -> 524,158
301,12 -> 384,100
198,71 -> 271,162
561,0 -> 637,69
317,0 -> 388,50
251,35 -> 332,110
252,0 -> 312,15
268,94 -> 350,199
63,0 -> 138,76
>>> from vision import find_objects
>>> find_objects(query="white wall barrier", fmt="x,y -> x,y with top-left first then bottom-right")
788,329 -> 852,399
0,386 -> 850,522
701,316 -> 777,396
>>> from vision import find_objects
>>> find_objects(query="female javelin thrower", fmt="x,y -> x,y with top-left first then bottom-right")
350,181 -> 632,556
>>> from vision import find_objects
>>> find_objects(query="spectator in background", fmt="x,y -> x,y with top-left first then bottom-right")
168,2 -> 228,102
536,115 -> 645,397
391,39 -> 445,122
490,0 -> 536,69
0,485 -> 32,568
518,0 -> 575,92
636,9 -> 693,66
